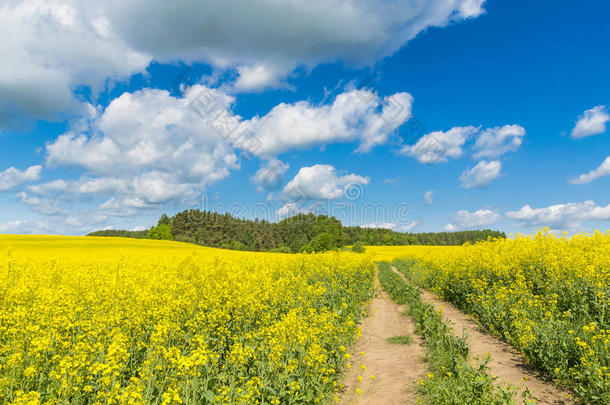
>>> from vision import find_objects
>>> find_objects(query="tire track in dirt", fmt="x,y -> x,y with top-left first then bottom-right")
391,266 -> 575,405
338,280 -> 427,405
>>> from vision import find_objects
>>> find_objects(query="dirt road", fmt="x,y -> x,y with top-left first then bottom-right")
391,266 -> 575,405
338,285 -> 427,405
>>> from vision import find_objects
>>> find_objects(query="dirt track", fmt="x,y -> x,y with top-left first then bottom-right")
338,283 -> 427,404
391,266 -> 575,405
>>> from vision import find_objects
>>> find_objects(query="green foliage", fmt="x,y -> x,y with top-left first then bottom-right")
157,213 -> 171,226
351,241 -> 366,253
387,335 -> 412,345
344,227 -> 505,246
87,229 -> 148,238
269,245 -> 292,254
309,232 -> 335,252
220,240 -> 247,251
147,224 -> 173,240
88,210 -> 505,253
377,262 -> 518,404
168,211 -> 344,253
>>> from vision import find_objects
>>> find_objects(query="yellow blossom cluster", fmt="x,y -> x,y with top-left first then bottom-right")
397,229 -> 610,404
0,235 -> 374,404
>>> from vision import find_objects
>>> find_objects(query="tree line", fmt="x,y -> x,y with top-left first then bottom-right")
87,210 -> 505,253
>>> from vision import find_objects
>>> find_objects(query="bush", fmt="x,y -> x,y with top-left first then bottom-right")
270,245 -> 292,254
147,224 -> 173,240
352,241 -> 365,253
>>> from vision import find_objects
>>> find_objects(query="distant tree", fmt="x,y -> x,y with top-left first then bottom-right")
86,229 -> 148,238
157,213 -> 172,226
352,241 -> 365,253
308,232 -> 335,252
148,224 -> 173,240
88,210 -> 506,252
270,245 -> 292,253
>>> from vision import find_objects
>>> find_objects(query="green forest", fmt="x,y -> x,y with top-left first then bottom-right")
88,210 -> 505,253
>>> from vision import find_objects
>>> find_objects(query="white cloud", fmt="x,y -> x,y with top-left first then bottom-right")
43,86 -> 240,213
1,0 -> 486,123
0,212 -> 109,235
0,220 -> 50,234
0,0 -> 149,128
16,192 -> 65,215
569,156 -> 610,185
506,201 -> 610,230
244,89 -> 413,156
424,190 -> 434,205
275,202 -> 319,219
233,63 -> 293,92
108,0 -> 485,90
472,125 -> 525,159
358,92 -> 414,152
252,159 -> 290,192
0,165 -> 42,191
459,160 -> 502,189
282,164 -> 369,201
398,220 -> 421,232
571,106 -> 609,138
400,126 -> 478,164
444,208 -> 501,231
362,220 -> 420,232
98,196 -> 151,217
27,83 -> 406,226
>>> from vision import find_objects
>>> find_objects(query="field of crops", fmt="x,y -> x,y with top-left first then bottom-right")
0,236 -> 375,404
399,230 -> 610,403
4,232 -> 610,404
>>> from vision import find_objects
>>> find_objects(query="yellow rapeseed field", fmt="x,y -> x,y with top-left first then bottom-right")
0,236 -> 375,404
398,229 -> 610,403
364,245 -> 459,263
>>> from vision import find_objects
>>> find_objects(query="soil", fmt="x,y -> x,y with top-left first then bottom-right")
338,282 -> 427,405
390,266 -> 575,405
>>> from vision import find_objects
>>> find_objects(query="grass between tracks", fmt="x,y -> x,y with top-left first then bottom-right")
377,261 -> 531,405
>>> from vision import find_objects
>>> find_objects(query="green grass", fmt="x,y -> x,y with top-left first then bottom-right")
387,335 -> 413,345
377,261 -> 526,405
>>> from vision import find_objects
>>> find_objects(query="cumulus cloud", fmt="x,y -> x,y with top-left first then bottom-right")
23,81 -> 412,224
244,89 -> 413,156
108,0 -> 485,90
0,220 -> 51,234
0,0 -> 150,128
0,165 -> 42,191
275,202 -> 320,219
37,84 -> 406,217
571,106 -> 609,138
41,86 -> 240,215
569,156 -> 610,185
282,164 -> 369,201
506,201 -> 610,230
252,159 -> 290,191
16,192 -> 65,215
1,0 -> 486,123
472,125 -> 526,159
0,211 -> 109,235
399,126 -> 478,163
362,220 -> 420,232
424,190 -> 434,205
398,220 -> 421,232
459,160 -> 502,189
444,208 -> 501,231
233,63 -> 294,92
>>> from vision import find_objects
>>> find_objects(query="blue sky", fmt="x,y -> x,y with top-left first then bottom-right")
1,0 -> 610,235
